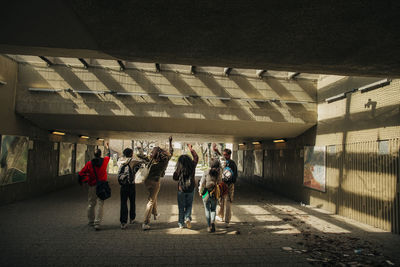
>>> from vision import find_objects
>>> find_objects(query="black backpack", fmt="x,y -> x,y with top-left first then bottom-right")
118,159 -> 134,185
178,172 -> 194,192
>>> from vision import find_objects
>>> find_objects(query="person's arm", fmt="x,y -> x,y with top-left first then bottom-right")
212,143 -> 221,156
78,161 -> 91,185
173,171 -> 179,181
187,144 -> 199,166
232,161 -> 238,182
168,136 -> 174,156
105,142 -> 111,157
137,153 -> 150,162
198,173 -> 206,196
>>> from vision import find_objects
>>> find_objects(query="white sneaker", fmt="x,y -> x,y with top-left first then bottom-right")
121,223 -> 127,229
142,223 -> 151,230
216,216 -> 223,222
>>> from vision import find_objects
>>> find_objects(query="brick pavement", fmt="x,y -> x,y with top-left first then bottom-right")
0,175 -> 399,266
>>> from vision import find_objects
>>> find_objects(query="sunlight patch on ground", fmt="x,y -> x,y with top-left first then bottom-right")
272,205 -> 350,233
265,224 -> 301,234
236,205 -> 281,222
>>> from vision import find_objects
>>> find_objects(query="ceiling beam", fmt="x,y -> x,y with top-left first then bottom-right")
117,60 -> 126,71
38,56 -> 53,66
288,72 -> 300,79
224,67 -> 232,76
155,63 -> 161,72
256,69 -> 266,78
78,58 -> 89,68
190,65 -> 196,75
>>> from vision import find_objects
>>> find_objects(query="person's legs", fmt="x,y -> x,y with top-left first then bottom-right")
87,186 -> 97,225
129,184 -> 136,222
225,184 -> 235,223
144,180 -> 155,224
152,181 -> 160,217
143,180 -> 160,225
210,198 -> 217,224
210,198 -> 217,232
184,191 -> 194,222
203,198 -> 211,227
177,191 -> 185,227
217,195 -> 225,219
94,197 -> 104,227
120,186 -> 129,224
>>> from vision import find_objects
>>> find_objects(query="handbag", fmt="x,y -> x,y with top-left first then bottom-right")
135,159 -> 152,184
93,164 -> 111,200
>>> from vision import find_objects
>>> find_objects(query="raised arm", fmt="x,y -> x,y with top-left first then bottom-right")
212,143 -> 221,156
168,136 -> 174,156
105,142 -> 111,157
187,144 -> 199,166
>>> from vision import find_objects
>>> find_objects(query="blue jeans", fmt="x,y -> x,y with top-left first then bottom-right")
177,190 -> 194,226
203,197 -> 217,227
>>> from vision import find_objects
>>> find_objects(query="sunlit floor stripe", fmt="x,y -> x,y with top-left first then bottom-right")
272,205 -> 350,233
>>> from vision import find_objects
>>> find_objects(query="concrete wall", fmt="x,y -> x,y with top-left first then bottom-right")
0,55 -> 101,205
237,77 -> 400,233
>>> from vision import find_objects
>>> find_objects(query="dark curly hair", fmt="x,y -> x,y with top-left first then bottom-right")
174,154 -> 195,179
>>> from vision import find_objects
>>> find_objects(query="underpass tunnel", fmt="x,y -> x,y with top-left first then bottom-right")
0,53 -> 399,266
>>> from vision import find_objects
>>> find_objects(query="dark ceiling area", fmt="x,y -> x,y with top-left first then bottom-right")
1,1 -> 400,77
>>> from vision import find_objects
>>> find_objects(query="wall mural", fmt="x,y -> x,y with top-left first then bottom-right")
75,144 -> 87,172
0,135 -> 29,186
59,142 -> 74,176
253,150 -> 263,177
303,146 -> 326,192
237,150 -> 244,172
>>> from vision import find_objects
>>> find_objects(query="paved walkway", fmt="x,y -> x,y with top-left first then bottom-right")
0,175 -> 399,266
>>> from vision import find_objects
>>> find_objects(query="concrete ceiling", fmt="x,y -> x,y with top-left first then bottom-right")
1,1 -> 400,77
22,113 -> 315,143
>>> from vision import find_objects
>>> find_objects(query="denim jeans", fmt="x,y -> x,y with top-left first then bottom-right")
177,190 -> 194,226
203,197 -> 217,227
120,184 -> 136,224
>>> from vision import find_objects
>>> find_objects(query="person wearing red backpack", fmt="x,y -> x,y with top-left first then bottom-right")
212,144 -> 237,228
78,143 -> 111,231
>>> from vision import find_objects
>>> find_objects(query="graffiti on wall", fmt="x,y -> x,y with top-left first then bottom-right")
237,150 -> 244,172
75,144 -> 87,172
253,150 -> 263,177
0,135 -> 29,186
303,146 -> 326,192
59,143 -> 74,176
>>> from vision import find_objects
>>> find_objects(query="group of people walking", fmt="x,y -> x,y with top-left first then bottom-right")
78,137 -> 237,233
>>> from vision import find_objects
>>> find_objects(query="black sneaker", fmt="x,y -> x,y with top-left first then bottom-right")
211,223 -> 216,232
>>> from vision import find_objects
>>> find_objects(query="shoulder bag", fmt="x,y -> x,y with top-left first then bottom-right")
93,163 -> 111,200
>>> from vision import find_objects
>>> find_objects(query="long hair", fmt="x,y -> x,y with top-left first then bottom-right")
151,146 -> 169,162
174,154 -> 195,179
209,159 -> 221,177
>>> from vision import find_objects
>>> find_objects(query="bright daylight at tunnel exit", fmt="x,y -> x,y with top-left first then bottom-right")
0,1 -> 399,267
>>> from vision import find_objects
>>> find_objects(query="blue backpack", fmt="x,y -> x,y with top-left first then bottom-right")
222,166 -> 234,183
